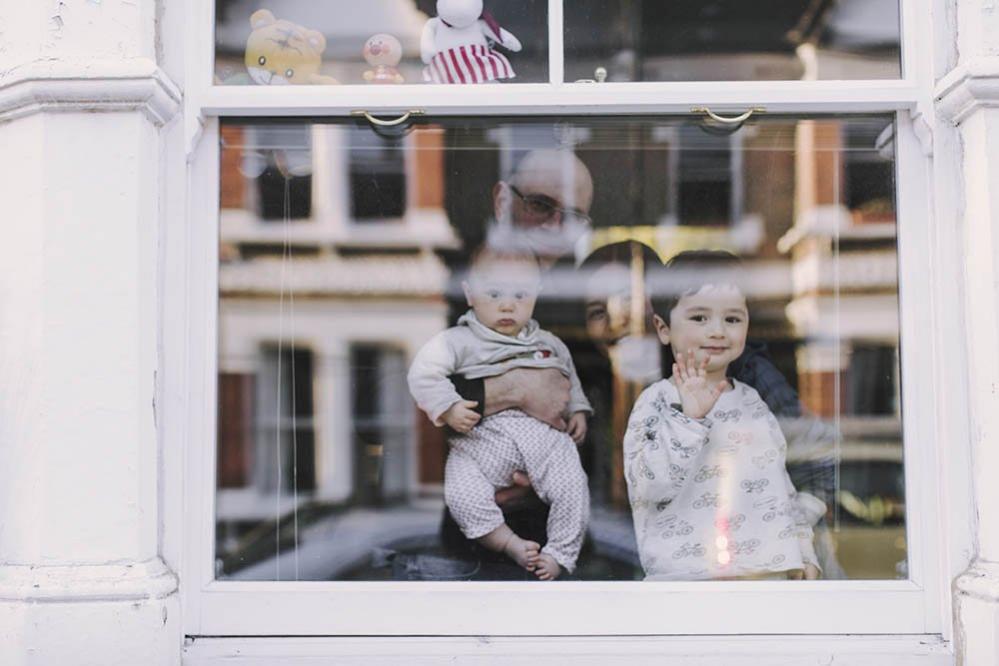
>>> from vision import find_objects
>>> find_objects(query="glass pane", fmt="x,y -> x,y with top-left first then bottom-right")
214,1 -> 548,86
216,114 -> 904,582
565,1 -> 901,82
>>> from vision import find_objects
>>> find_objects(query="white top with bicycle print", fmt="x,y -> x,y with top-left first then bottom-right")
624,378 -> 819,581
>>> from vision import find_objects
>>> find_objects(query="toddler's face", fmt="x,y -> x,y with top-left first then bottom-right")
464,258 -> 540,337
655,284 -> 749,374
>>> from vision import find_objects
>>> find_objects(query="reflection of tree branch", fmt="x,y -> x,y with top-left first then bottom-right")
786,0 -> 836,46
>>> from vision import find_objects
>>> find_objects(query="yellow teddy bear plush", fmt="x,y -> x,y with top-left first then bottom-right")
243,9 -> 338,85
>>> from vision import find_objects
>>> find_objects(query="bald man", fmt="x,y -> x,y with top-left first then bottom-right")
486,149 -> 595,265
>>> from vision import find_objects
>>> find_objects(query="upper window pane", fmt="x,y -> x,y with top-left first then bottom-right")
214,1 -> 549,86
564,0 -> 901,82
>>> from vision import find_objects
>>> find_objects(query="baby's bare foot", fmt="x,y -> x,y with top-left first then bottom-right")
503,536 -> 540,570
534,553 -> 561,581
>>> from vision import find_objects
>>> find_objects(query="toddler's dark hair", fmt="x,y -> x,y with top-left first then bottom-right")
649,249 -> 745,325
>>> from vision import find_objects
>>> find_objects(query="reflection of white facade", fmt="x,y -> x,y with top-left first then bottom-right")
218,278 -> 447,510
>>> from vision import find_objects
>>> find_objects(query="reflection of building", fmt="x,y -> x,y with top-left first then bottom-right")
778,119 -> 904,540
216,124 -> 456,534
781,119 -> 899,421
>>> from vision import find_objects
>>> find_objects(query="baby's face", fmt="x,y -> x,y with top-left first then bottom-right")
657,284 -> 749,375
464,258 -> 540,337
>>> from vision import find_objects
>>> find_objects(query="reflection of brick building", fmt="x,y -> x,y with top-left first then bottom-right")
216,123 -> 457,534
781,120 -> 899,421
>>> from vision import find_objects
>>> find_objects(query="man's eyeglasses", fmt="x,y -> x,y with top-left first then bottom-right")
508,184 -> 592,228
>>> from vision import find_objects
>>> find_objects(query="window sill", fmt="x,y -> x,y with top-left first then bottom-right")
184,635 -> 952,665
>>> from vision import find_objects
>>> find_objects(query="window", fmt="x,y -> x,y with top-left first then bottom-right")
184,0 -> 942,639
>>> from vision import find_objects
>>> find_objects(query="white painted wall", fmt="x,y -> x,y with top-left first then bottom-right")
0,1 -> 180,664
932,0 -> 999,661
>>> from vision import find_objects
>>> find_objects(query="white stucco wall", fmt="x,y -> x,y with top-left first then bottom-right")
0,2 -> 181,664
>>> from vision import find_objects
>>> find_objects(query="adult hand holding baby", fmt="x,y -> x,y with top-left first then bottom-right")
483,367 -> 571,430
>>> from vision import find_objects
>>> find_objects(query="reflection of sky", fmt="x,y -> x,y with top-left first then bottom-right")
824,0 -> 900,49
215,0 -> 428,56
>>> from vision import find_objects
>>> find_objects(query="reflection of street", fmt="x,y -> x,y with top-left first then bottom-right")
220,501 -> 642,581
221,500 -> 443,581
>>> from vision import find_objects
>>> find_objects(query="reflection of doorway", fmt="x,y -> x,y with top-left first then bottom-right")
350,344 -> 411,505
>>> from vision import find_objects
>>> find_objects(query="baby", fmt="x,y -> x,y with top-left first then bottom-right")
408,248 -> 592,580
624,250 -> 824,580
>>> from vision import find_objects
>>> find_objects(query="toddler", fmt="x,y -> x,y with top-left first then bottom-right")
408,249 -> 592,580
624,250 -> 824,580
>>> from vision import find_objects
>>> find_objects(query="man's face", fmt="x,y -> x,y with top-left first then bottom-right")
491,151 -> 594,260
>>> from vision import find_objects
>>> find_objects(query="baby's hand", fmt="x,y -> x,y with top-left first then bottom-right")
673,350 -> 728,419
443,400 -> 481,434
566,412 -> 588,445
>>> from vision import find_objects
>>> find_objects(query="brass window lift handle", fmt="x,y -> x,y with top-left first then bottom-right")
352,110 -> 426,127
691,107 -> 766,124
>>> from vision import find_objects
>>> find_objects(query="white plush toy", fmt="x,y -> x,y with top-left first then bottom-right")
421,0 -> 522,84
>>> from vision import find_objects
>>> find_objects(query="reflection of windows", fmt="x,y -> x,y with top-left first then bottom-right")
348,130 -> 406,221
350,345 -> 410,504
254,346 -> 316,494
252,126 -> 314,221
677,126 -> 737,226
844,123 -> 895,218
847,344 -> 898,415
218,373 -> 255,488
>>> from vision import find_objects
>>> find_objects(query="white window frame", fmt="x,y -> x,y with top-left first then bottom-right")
175,0 -> 970,642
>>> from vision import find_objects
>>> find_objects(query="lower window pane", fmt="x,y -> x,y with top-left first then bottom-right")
216,115 -> 905,582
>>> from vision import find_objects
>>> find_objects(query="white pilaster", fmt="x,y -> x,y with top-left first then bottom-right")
0,2 -> 181,664
936,0 -> 999,659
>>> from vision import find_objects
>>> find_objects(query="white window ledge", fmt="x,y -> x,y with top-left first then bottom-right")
184,635 -> 952,665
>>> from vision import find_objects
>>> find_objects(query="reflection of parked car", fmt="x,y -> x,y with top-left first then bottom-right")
218,501 -> 643,581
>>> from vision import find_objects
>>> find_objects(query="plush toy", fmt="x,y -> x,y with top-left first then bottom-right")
420,0 -> 522,84
363,34 -> 406,84
243,9 -> 338,85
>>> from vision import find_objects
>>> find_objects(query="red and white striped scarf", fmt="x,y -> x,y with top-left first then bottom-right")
423,44 -> 516,84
